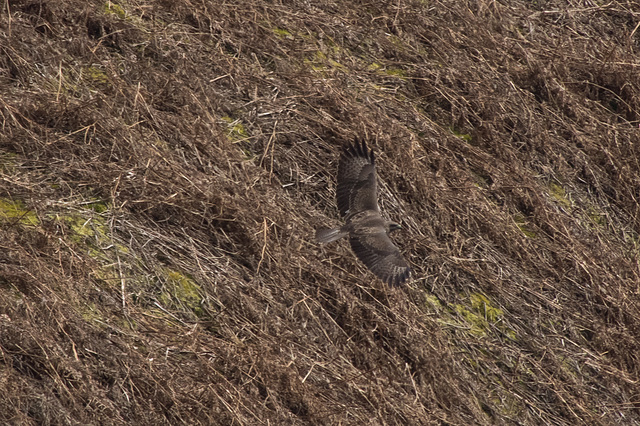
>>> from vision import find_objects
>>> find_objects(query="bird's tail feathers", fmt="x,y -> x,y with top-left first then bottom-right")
315,227 -> 348,243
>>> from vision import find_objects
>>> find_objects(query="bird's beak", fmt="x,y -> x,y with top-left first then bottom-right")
389,223 -> 402,233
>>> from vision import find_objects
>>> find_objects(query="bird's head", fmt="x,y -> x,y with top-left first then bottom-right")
386,221 -> 402,233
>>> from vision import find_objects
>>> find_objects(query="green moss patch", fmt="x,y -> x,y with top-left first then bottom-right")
453,293 -> 515,339
104,2 -> 127,19
0,198 -> 39,227
220,116 -> 249,141
548,181 -> 571,209
158,269 -> 204,318
514,213 -> 536,238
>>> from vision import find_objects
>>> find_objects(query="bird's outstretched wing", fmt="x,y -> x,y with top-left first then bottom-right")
349,231 -> 411,286
336,140 -> 379,218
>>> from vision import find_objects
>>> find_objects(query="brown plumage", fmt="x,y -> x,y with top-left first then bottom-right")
316,140 -> 411,286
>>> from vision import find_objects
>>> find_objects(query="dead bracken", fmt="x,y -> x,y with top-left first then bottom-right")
1,0 -> 640,424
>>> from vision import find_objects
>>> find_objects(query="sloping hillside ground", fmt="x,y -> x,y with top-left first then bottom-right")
1,0 -> 640,424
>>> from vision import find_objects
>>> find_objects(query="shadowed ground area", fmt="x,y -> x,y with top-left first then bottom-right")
1,0 -> 640,424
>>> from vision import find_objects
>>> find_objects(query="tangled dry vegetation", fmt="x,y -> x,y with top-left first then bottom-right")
1,0 -> 640,424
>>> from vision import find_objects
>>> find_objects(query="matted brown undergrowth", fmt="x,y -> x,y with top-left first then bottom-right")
1,0 -> 640,424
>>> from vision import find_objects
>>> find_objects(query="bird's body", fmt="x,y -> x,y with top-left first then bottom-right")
316,140 -> 410,286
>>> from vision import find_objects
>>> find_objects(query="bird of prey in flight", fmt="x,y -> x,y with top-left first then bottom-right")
316,140 -> 411,285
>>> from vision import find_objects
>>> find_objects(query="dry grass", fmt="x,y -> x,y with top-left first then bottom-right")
1,0 -> 640,424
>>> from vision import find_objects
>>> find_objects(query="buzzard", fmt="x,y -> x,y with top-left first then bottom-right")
316,140 -> 411,285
